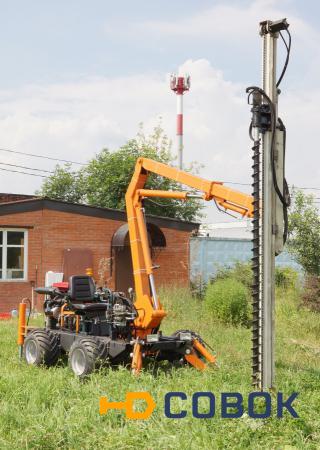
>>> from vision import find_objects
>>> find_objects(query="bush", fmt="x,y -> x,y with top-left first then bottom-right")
190,274 -> 207,299
211,261 -> 253,290
275,266 -> 299,289
205,278 -> 250,327
301,275 -> 320,312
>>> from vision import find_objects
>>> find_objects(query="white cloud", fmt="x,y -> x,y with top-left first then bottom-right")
106,0 -> 316,47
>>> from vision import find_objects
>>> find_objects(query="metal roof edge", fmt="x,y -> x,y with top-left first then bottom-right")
0,197 -> 199,232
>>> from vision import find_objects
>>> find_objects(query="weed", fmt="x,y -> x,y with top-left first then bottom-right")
205,278 -> 250,327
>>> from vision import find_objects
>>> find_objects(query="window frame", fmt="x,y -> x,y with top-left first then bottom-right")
0,229 -> 28,282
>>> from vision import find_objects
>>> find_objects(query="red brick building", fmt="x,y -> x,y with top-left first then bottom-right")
0,196 -> 198,312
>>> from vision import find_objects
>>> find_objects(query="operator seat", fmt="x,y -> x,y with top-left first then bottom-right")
68,275 -> 108,313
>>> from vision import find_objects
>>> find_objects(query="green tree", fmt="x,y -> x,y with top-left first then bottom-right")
288,190 -> 320,275
36,164 -> 85,203
37,125 -> 203,222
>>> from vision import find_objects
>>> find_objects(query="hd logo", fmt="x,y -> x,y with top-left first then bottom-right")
99,391 -> 299,420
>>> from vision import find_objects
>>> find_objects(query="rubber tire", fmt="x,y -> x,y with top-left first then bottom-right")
68,337 -> 100,378
23,329 -> 60,367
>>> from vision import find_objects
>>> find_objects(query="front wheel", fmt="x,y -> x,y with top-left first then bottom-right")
68,337 -> 100,378
23,329 -> 60,366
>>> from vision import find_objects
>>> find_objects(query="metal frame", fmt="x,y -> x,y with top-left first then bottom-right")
260,22 -> 278,390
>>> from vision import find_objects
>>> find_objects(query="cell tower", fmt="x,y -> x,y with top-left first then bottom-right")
170,74 -> 190,169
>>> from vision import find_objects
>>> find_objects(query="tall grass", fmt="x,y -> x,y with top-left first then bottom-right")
0,285 -> 319,449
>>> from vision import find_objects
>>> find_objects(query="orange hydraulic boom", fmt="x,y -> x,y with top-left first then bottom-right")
126,157 -> 253,373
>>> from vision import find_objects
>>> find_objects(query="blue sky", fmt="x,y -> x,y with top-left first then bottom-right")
1,0 -> 318,87
0,0 -> 319,221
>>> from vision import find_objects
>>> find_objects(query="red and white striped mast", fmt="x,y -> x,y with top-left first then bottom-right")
170,74 -> 190,169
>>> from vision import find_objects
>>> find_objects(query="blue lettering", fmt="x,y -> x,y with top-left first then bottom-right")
248,392 -> 271,418
164,392 -> 187,419
221,393 -> 243,418
277,392 -> 299,418
192,392 -> 215,418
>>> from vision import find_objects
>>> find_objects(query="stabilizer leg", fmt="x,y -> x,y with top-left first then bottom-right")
184,338 -> 216,370
131,342 -> 142,375
184,350 -> 206,370
193,339 -> 216,364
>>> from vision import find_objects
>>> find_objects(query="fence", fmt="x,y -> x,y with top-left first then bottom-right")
190,236 -> 301,283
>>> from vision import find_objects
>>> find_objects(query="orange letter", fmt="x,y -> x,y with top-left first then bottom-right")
125,392 -> 156,420
99,397 -> 109,415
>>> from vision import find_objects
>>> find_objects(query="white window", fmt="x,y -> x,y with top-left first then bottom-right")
0,229 -> 28,281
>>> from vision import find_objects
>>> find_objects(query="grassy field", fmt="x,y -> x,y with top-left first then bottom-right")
0,286 -> 319,449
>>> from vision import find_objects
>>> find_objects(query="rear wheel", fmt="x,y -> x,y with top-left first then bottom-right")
24,329 -> 60,366
68,337 -> 100,377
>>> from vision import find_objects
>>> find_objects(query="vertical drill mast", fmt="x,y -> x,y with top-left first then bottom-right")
248,18 -> 290,390
261,20 -> 278,390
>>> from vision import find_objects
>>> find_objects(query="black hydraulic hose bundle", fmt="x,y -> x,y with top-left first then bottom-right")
277,29 -> 291,88
246,86 -> 291,244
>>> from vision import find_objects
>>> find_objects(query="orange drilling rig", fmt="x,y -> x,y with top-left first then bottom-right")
18,158 -> 253,377
17,17 -> 291,391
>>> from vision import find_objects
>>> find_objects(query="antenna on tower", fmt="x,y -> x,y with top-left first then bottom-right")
170,74 -> 190,169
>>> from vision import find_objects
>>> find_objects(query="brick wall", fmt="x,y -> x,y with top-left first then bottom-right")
154,227 -> 190,286
0,210 -> 43,312
0,208 -> 191,312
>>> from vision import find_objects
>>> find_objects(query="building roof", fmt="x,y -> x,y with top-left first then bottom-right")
0,193 -> 36,204
199,220 -> 252,239
0,197 -> 199,232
